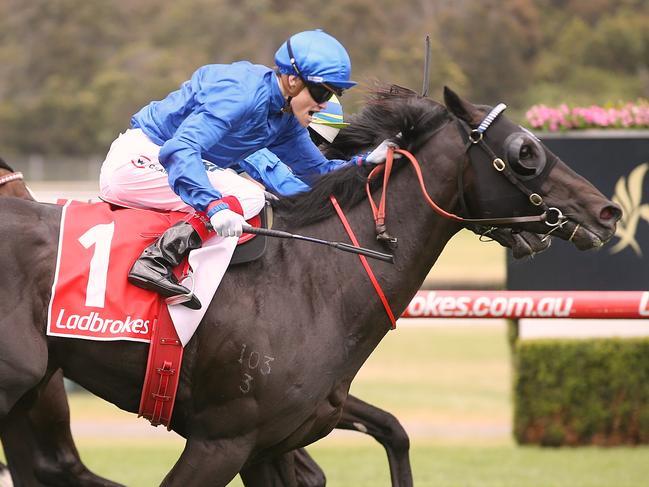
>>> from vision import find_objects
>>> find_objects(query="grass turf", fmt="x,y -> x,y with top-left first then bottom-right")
4,322 -> 649,486
29,439 -> 649,487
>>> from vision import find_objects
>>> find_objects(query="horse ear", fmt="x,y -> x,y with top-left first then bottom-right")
443,86 -> 481,125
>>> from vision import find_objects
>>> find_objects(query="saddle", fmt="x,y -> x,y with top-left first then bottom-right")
49,198 -> 273,427
231,201 -> 272,265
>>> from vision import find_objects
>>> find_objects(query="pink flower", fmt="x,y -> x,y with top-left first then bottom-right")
527,100 -> 649,131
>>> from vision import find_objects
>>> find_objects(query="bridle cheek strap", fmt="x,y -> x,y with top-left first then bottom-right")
366,152 -> 399,247
366,149 -> 465,229
367,147 -> 551,234
330,195 -> 397,330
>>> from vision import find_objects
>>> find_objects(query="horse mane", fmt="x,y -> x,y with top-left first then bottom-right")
0,157 -> 14,172
274,84 -> 451,227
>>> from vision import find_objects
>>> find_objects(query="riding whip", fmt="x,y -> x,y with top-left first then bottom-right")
241,225 -> 395,263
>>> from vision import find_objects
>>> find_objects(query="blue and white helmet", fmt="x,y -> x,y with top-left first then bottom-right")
275,30 -> 357,90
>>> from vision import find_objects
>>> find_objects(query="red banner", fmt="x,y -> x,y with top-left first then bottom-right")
402,290 -> 649,319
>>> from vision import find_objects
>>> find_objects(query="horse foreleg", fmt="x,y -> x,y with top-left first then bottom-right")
240,452 -> 298,487
20,369 -> 124,487
161,437 -> 253,487
293,448 -> 326,487
337,395 -> 413,487
0,328 -> 47,419
1,404 -> 46,487
239,448 -> 326,487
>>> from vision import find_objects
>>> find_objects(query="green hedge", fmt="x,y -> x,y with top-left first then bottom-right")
513,338 -> 649,446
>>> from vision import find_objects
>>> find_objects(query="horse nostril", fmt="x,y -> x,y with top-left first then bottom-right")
600,204 -> 622,222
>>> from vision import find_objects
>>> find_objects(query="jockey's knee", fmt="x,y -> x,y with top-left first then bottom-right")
99,168 -> 132,204
234,178 -> 266,219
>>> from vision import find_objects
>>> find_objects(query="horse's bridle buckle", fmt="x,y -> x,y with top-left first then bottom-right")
469,129 -> 483,144
544,207 -> 566,227
492,158 -> 505,172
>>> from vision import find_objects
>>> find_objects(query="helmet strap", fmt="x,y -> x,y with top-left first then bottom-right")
279,74 -> 304,114
282,96 -> 293,114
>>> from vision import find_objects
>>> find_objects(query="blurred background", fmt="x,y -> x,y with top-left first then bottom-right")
1,0 -> 648,175
2,1 -> 649,486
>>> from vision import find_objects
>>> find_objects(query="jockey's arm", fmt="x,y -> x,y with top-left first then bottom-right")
238,149 -> 311,196
268,122 -> 352,185
158,105 -> 247,217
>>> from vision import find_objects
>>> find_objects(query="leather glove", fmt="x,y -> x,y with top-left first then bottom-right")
364,138 -> 403,164
209,209 -> 247,237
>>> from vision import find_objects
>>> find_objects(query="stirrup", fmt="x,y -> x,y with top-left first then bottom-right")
164,275 -> 197,307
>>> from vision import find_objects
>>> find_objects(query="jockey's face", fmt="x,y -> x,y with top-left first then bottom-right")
289,77 -> 327,128
279,74 -> 327,127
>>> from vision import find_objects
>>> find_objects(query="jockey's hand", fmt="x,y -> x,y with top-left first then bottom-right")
364,138 -> 403,164
210,209 -> 246,237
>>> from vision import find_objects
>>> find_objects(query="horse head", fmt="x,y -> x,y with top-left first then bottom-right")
442,87 -> 621,250
319,84 -> 618,258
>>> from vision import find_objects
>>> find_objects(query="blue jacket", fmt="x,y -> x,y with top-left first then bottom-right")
237,149 -> 311,196
131,61 -> 349,216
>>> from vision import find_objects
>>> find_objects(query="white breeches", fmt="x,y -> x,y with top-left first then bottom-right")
99,128 -> 265,219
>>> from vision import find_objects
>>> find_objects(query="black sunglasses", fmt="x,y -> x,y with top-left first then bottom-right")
286,37 -> 344,104
305,81 -> 343,104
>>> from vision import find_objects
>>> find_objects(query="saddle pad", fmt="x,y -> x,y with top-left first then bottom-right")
47,200 -> 187,342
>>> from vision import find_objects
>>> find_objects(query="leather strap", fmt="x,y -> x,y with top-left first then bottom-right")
330,195 -> 397,329
138,303 -> 184,429
367,148 -> 549,228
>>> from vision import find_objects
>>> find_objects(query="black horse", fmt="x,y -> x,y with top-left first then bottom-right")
0,87 -> 620,486
0,158 -> 123,487
0,155 -> 552,487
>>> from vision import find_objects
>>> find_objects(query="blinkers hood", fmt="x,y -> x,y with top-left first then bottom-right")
462,112 -> 558,220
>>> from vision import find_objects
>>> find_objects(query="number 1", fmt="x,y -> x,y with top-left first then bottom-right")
78,222 -> 115,308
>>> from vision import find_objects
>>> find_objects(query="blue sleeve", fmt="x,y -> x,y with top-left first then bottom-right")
239,149 -> 311,196
268,122 -> 352,185
158,86 -> 249,213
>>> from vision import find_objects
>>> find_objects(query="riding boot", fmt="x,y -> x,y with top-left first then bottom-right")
128,221 -> 203,310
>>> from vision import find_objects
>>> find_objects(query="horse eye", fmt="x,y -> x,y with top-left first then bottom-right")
510,142 -> 537,176
519,145 -> 533,159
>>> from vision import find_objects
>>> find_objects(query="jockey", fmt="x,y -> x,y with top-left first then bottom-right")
237,95 -> 347,196
99,30 -> 394,310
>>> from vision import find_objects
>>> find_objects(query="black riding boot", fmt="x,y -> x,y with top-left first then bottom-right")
128,221 -> 203,310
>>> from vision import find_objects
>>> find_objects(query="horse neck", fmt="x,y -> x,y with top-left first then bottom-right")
277,132 -> 464,368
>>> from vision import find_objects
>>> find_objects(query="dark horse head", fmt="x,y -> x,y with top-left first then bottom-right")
278,85 -> 620,255
0,88 -> 621,486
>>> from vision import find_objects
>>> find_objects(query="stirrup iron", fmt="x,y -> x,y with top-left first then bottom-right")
164,275 -> 197,307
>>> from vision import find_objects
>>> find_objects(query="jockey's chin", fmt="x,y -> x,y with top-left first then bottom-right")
291,89 -> 326,127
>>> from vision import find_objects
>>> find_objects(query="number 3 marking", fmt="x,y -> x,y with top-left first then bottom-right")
78,222 -> 115,308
